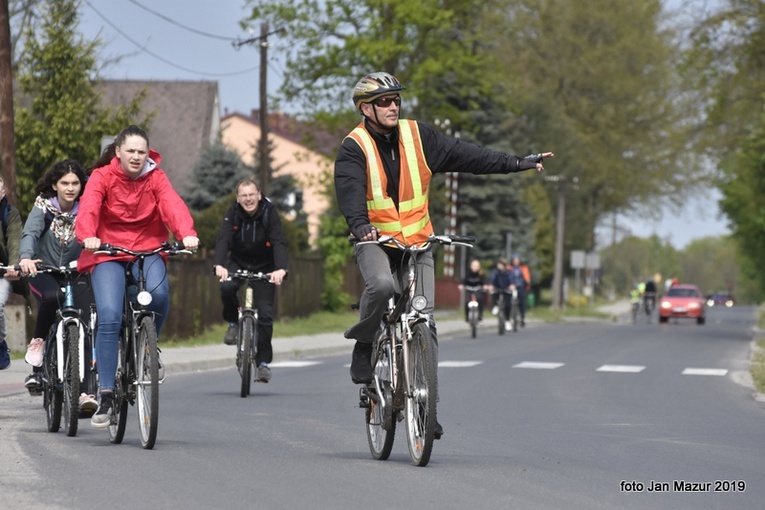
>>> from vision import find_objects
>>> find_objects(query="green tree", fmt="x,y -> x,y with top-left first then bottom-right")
185,137 -> 250,210
13,0 -> 146,213
718,110 -> 765,298
316,175 -> 354,311
498,0 -> 692,252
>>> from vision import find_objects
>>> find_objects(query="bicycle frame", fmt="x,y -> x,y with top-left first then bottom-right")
227,270 -> 272,397
357,233 -> 474,466
95,242 -> 191,449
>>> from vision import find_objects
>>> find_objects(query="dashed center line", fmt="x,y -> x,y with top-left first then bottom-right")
513,362 -> 565,369
596,365 -> 646,373
682,368 -> 728,376
269,361 -> 322,368
439,361 -> 484,368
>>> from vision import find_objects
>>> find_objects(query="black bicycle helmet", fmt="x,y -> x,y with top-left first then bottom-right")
352,72 -> 405,111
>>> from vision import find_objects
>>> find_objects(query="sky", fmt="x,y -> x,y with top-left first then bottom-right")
77,0 -> 731,250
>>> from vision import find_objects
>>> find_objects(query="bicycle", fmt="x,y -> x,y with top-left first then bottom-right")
508,287 -> 520,333
463,285 -> 483,339
491,289 -> 510,335
225,270 -> 273,398
95,242 -> 191,449
0,262 -> 95,436
356,233 -> 474,467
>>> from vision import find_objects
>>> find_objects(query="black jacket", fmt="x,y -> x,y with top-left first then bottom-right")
334,119 -> 531,235
214,199 -> 288,273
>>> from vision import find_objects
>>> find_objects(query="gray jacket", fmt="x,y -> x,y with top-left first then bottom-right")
19,203 -> 82,267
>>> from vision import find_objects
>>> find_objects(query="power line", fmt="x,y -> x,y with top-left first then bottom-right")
126,0 -> 237,42
84,0 -> 259,77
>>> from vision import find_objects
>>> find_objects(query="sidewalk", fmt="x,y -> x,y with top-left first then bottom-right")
0,302 -> 631,398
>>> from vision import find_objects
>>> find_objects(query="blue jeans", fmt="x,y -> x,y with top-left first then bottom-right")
91,256 -> 169,391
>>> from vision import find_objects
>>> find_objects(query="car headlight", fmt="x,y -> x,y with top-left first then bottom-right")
688,302 -> 700,309
661,301 -> 671,309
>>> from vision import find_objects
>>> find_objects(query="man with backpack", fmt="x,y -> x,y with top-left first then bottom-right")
213,179 -> 288,383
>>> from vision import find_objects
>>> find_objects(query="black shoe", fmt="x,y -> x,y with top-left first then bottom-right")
521,319 -> 525,328
434,420 -> 443,440
24,372 -> 43,396
350,342 -> 373,384
91,392 -> 114,429
223,325 -> 237,345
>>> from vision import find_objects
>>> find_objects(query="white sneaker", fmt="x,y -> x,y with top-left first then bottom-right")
505,321 -> 512,331
24,338 -> 45,367
491,306 -> 499,316
79,393 -> 98,413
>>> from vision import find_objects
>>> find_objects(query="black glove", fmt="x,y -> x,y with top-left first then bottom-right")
352,224 -> 377,240
517,153 -> 544,171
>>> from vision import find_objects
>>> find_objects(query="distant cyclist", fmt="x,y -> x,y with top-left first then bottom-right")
458,259 -> 487,322
213,179 -> 288,384
506,254 -> 531,327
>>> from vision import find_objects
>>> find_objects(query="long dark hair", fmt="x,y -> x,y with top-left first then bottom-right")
34,159 -> 88,199
87,143 -> 116,174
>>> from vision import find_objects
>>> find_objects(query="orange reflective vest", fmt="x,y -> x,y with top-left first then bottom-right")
346,120 -> 433,244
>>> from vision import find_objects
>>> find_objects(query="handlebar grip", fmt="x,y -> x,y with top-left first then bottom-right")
450,234 -> 476,244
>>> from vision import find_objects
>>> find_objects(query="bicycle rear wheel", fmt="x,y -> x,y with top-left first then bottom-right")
63,323 -> 80,437
239,315 -> 255,397
44,338 -> 62,433
404,322 -> 437,467
365,338 -> 395,460
136,316 -> 159,449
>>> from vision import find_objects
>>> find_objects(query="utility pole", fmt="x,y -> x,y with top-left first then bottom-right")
235,23 -> 284,197
546,175 -> 568,310
258,23 -> 269,197
0,0 -> 16,204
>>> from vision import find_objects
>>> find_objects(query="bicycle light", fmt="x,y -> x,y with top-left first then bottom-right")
137,291 -> 153,306
411,295 -> 428,311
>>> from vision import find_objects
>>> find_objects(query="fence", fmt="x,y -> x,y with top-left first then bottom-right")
163,254 -> 324,340
160,252 -> 462,341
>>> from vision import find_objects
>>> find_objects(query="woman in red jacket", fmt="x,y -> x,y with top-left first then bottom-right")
76,125 -> 199,429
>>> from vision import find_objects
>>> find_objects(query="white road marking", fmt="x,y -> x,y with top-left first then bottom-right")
682,368 -> 728,376
596,365 -> 646,373
513,362 -> 565,369
439,361 -> 484,368
269,361 -> 322,368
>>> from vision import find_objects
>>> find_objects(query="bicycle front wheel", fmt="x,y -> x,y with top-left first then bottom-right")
136,316 -> 159,449
468,308 -> 478,339
366,338 -> 395,460
63,323 -> 81,437
44,338 -> 62,433
404,322 -> 437,467
239,315 -> 256,398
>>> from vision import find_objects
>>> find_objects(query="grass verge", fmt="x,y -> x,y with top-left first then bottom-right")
751,339 -> 765,394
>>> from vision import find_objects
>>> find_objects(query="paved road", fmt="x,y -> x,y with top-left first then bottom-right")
2,304 -> 763,509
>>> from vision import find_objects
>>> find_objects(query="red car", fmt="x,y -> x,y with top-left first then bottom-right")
659,284 -> 706,325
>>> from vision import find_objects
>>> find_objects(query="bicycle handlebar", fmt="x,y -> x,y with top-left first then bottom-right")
94,241 -> 193,257
351,233 -> 475,251
224,269 -> 274,283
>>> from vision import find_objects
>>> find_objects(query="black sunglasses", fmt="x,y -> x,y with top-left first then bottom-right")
374,96 -> 401,108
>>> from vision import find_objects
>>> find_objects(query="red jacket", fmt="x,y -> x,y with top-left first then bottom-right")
75,150 -> 197,272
